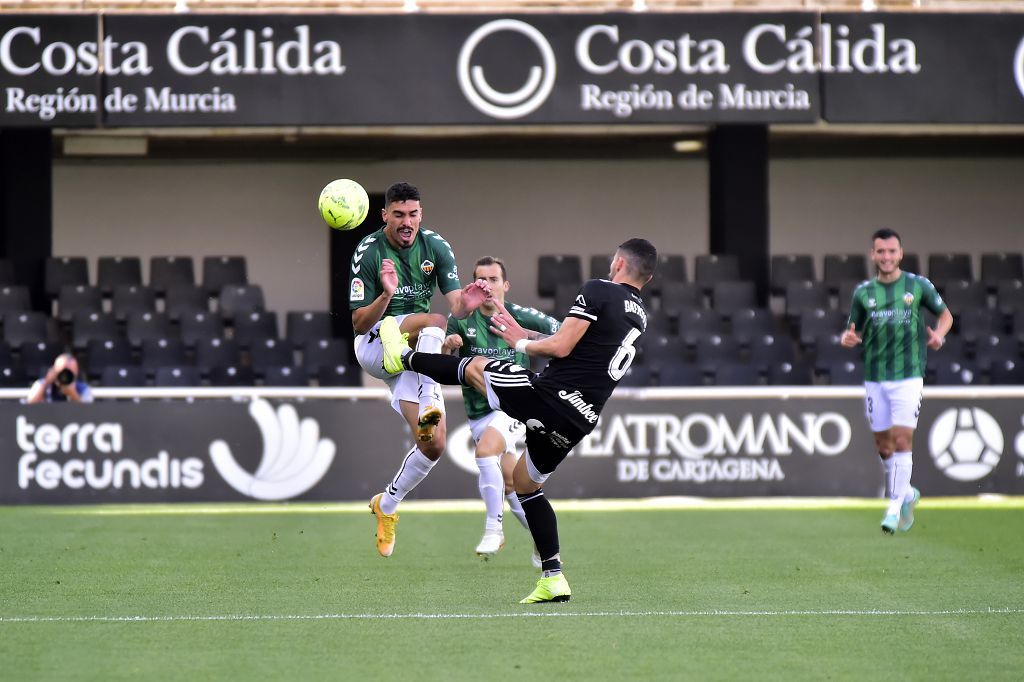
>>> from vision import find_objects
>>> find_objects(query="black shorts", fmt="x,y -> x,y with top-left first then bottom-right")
480,360 -> 587,475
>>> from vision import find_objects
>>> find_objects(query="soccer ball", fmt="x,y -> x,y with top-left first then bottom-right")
318,179 -> 369,231
928,407 -> 1004,482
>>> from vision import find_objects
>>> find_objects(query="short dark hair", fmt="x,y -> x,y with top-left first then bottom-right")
617,238 -> 658,281
385,182 -> 421,206
474,256 -> 508,281
872,227 -> 902,245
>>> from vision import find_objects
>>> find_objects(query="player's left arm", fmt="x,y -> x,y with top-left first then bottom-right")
490,302 -> 587,359
922,278 -> 953,350
509,304 -> 561,341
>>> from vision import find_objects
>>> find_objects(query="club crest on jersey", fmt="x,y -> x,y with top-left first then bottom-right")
467,327 -> 476,338
350,278 -> 364,302
420,260 -> 435,276
903,292 -> 915,304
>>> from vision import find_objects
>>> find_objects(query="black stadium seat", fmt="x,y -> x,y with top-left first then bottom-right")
694,254 -> 740,294
981,253 -> 1024,291
57,285 -> 103,323
770,254 -> 815,297
97,256 -> 142,296
111,285 -> 157,322
45,257 -> 89,300
218,284 -> 265,320
286,311 -> 334,349
20,341 -> 64,378
928,253 -> 972,288
202,256 -> 248,296
537,255 -> 582,298
263,365 -> 309,387
154,365 -> 202,387
150,256 -> 196,295
5,313 -> 53,347
0,286 -> 31,315
823,254 -> 867,294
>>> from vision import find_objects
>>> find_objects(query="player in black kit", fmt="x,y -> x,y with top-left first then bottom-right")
378,238 -> 657,603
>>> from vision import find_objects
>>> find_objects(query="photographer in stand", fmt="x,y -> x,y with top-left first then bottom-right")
27,353 -> 94,404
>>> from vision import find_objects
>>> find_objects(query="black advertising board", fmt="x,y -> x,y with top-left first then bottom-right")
2,392 -> 1022,504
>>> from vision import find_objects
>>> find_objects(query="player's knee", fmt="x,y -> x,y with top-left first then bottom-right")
426,313 -> 447,329
420,434 -> 446,459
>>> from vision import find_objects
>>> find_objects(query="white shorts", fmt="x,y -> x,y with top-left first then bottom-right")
864,377 -> 924,432
354,314 -> 444,415
469,411 -> 525,456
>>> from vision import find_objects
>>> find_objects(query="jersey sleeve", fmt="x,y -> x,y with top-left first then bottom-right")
348,235 -> 381,311
423,229 -> 461,296
509,303 -> 561,336
445,314 -> 460,336
847,286 -> 868,331
919,277 -> 948,316
565,279 -> 607,323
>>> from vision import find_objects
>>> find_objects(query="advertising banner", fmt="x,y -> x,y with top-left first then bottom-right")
4,12 -> 1022,126
2,391 -> 1022,504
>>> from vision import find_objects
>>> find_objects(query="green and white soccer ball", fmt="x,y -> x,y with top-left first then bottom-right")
927,407 -> 1004,482
318,179 -> 369,231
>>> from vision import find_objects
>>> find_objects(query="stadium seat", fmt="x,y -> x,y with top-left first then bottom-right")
836,279 -> 863,311
126,312 -> 177,347
72,312 -> 121,350
57,285 -> 103,324
263,365 -> 310,387
179,311 -> 225,347
942,280 -> 988,313
0,363 -> 27,388
154,365 -> 202,387
100,365 -> 147,387
823,254 -> 868,294
713,362 -> 761,386
980,253 -> 1024,291
989,359 -> 1024,385
150,256 -> 196,295
973,335 -> 1020,371
232,311 -> 278,348
770,254 -> 815,297
195,337 -> 241,376
748,334 -> 796,371
785,280 -> 831,322
19,341 -> 64,378
679,309 -> 726,347
0,286 -> 31,315
589,254 -> 612,280
302,338 -> 351,374
812,333 -> 859,374
141,338 -> 187,375
286,311 -> 334,349
641,334 -> 688,368
730,308 -> 778,347
0,259 -> 15,285
695,333 -> 741,374
218,284 -> 265,320
928,253 -> 973,289
85,338 -> 135,377
766,360 -> 814,386
5,313 -> 53,347
900,253 -> 922,276
0,341 -> 13,366
931,360 -> 979,386
164,284 -> 211,320
617,365 -> 654,387
249,338 -> 294,376
647,254 -> 687,298
823,361 -> 863,385
208,365 -> 255,386
537,255 -> 582,298
111,285 -> 157,323
656,363 -> 704,387
553,282 -> 581,318
1013,306 -> 1024,344
798,308 -> 847,349
202,256 -> 248,296
926,335 -> 966,374
995,279 -> 1023,320
659,281 -> 703,320
694,254 -> 740,294
44,257 -> 89,300
97,256 -> 142,296
956,309 -> 1001,345
711,280 -> 757,318
316,363 -> 361,387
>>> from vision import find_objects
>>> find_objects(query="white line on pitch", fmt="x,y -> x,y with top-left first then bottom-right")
2,607 -> 1022,624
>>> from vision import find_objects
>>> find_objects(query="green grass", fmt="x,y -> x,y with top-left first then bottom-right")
1,500 -> 1022,681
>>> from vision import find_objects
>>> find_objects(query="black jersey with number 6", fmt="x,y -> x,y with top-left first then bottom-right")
533,279 -> 648,431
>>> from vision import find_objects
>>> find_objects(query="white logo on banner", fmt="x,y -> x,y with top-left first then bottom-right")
928,407 -> 1004,482
1015,37 -> 1024,99
457,19 -> 556,120
209,398 -> 335,500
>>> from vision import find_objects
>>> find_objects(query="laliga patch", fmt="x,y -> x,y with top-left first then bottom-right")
350,278 -> 365,302
903,292 -> 915,304
420,260 -> 435,276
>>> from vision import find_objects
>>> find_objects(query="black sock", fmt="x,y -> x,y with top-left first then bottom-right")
518,489 -> 560,572
403,351 -> 469,386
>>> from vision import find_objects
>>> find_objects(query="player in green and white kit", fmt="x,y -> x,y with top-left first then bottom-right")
352,182 -> 490,558
443,257 -> 560,561
841,228 -> 953,535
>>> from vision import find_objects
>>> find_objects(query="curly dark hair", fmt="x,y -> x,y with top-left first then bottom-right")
385,182 -> 421,206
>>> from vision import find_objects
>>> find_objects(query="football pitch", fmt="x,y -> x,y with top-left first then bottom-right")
1,498 -> 1022,681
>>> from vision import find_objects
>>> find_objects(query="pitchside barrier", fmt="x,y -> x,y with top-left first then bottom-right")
1,386 -> 1022,504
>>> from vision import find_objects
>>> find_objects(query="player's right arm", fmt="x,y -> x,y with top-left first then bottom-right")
351,258 -> 398,335
841,288 -> 867,347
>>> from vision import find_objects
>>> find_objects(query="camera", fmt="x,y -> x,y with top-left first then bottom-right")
56,369 -> 76,386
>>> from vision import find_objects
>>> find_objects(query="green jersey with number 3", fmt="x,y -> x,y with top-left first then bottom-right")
348,227 -> 461,324
447,304 -> 560,419
847,272 -> 947,382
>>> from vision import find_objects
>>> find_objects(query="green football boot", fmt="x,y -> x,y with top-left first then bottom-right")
379,316 -> 410,375
520,573 -> 572,604
899,487 -> 921,533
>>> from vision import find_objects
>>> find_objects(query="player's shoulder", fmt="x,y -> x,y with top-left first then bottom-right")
353,229 -> 384,255
852,279 -> 873,295
419,227 -> 452,247
904,271 -> 937,288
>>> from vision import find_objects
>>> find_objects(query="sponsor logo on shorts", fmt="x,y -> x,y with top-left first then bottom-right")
557,389 -> 599,423
350,277 -> 364,302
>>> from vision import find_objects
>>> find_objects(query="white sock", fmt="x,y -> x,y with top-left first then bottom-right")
381,447 -> 436,515
893,451 -> 914,504
416,327 -> 445,414
883,456 -> 900,516
505,492 -> 530,532
477,456 -> 504,531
